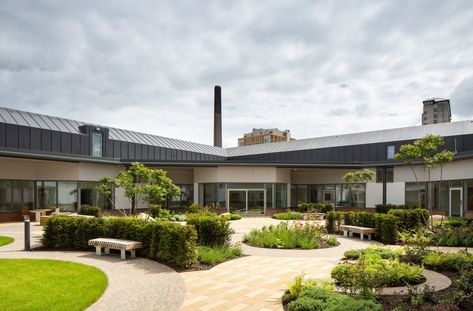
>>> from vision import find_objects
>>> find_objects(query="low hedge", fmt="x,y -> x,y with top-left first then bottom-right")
297,202 -> 333,213
325,211 -> 398,244
374,204 -> 418,214
388,208 -> 429,231
78,205 -> 101,217
42,216 -> 197,268
186,214 -> 233,246
272,212 -> 302,220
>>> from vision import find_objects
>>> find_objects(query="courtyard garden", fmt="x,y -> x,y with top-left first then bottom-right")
0,259 -> 107,311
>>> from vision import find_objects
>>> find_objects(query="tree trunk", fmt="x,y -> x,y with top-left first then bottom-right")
427,167 -> 433,230
410,165 -> 422,209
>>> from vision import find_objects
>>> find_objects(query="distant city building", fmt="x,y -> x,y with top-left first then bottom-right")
422,98 -> 451,125
238,128 -> 294,146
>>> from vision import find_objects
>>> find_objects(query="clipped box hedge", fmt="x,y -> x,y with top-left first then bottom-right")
42,216 -> 197,268
186,214 -> 233,246
387,208 -> 429,231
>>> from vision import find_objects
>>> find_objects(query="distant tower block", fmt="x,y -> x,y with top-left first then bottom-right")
422,98 -> 451,125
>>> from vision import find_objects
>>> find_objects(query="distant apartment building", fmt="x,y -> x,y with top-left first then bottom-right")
422,98 -> 451,125
238,128 -> 294,146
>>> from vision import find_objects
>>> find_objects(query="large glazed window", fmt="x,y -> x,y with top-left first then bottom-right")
92,132 -> 103,157
0,181 -> 12,212
58,182 -> 78,212
36,181 -> 57,210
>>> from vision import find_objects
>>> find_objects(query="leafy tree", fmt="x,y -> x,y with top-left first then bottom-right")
342,169 -> 375,208
97,162 -> 181,215
395,135 -> 454,228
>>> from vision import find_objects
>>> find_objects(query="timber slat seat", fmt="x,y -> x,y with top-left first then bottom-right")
88,238 -> 143,260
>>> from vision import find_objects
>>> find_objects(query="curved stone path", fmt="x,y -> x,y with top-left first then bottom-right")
0,223 -> 186,311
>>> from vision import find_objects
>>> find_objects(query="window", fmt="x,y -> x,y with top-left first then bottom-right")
376,167 -> 393,183
92,132 -> 103,157
57,181 -> 78,212
387,145 -> 395,159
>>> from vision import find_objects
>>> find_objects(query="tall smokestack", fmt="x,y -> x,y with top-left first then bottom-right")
214,85 -> 222,147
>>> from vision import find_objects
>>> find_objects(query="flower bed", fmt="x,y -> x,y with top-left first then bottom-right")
243,222 -> 337,249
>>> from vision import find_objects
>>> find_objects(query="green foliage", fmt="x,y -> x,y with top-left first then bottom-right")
244,222 -> 335,249
342,168 -> 375,184
197,244 -> 242,265
423,250 -> 473,271
42,216 -> 197,268
399,228 -> 433,264
98,162 -> 181,214
374,204 -> 416,214
171,214 -> 187,221
287,286 -> 382,311
373,213 -> 398,244
148,204 -> 173,220
406,284 -> 434,308
332,253 -> 424,292
222,213 -> 241,221
297,202 -> 333,213
285,273 -> 334,301
188,203 -> 204,214
388,208 -> 429,231
433,224 -> 473,247
343,246 -> 401,260
272,211 -> 302,220
78,205 -> 102,217
186,214 -> 233,246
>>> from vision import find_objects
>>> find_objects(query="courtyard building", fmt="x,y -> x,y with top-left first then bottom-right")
1,106 -> 473,221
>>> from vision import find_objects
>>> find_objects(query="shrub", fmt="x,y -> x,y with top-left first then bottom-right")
272,212 -> 302,220
148,205 -> 173,220
343,246 -> 400,260
244,222 -> 335,249
188,203 -> 204,214
287,286 -> 382,311
171,214 -> 187,222
331,253 -> 423,291
373,213 -> 398,244
375,204 -> 398,214
79,205 -> 101,217
197,244 -> 242,265
388,208 -> 429,231
433,225 -> 473,247
326,211 -> 342,233
186,214 -> 233,246
423,250 -> 473,271
297,202 -> 333,213
222,213 -> 241,221
42,216 -> 197,268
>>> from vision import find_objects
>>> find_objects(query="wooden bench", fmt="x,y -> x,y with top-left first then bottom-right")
88,238 -> 143,260
340,225 -> 376,240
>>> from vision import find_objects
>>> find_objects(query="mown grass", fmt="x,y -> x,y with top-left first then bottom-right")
197,244 -> 242,265
0,259 -> 108,311
0,236 -> 14,247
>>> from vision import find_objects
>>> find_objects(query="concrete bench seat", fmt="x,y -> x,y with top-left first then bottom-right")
88,238 -> 143,260
340,225 -> 376,240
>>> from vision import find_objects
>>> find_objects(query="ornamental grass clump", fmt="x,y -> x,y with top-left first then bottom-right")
243,222 -> 337,249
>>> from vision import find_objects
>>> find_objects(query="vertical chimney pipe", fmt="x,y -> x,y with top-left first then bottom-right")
214,85 -> 222,147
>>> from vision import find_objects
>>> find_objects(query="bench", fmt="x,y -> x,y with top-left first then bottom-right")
340,225 -> 376,240
88,238 -> 143,260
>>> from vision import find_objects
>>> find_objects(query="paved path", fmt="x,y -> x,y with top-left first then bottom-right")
0,222 -> 186,311
180,218 -> 381,311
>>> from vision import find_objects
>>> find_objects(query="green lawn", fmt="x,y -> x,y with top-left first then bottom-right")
0,236 -> 14,247
0,259 -> 108,311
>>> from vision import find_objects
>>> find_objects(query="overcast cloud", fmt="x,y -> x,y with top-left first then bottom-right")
1,1 -> 473,147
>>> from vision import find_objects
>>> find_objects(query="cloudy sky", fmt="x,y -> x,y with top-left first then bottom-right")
1,1 -> 473,147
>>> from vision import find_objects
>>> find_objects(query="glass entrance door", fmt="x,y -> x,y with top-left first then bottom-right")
228,189 -> 266,215
248,190 -> 265,215
450,188 -> 463,217
229,190 -> 246,214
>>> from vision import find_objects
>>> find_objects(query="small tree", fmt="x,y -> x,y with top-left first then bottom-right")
342,168 -> 375,208
97,162 -> 181,215
395,135 -> 454,228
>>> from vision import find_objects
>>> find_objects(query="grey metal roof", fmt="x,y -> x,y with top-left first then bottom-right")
226,120 -> 473,157
0,107 -> 227,156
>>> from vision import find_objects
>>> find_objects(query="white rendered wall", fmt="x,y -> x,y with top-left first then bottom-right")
386,182 -> 405,205
194,166 -> 281,183
394,158 -> 473,182
366,182 -> 383,208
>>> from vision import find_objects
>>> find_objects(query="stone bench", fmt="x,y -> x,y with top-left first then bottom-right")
88,238 -> 143,260
340,225 -> 376,240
